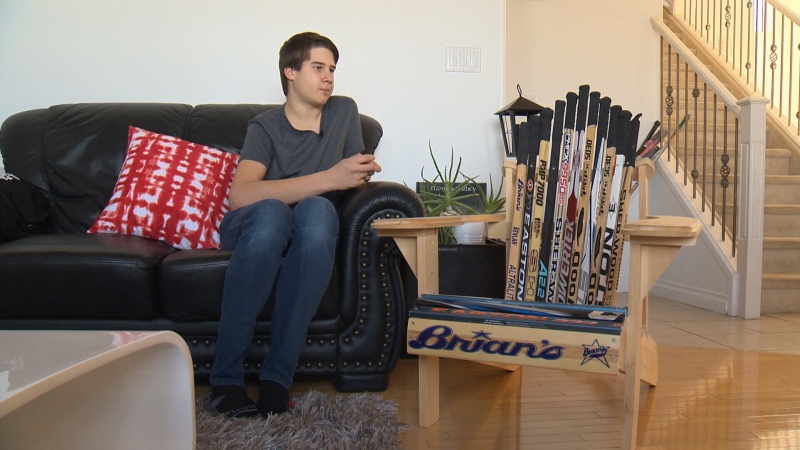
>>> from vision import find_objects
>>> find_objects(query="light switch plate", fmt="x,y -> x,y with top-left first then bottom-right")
445,46 -> 480,73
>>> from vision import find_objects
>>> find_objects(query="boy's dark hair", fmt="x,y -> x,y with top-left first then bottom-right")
279,32 -> 339,96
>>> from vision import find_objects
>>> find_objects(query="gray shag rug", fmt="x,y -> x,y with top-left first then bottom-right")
195,391 -> 409,449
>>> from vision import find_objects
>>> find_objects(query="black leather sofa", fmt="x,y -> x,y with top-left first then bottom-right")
0,103 -> 425,392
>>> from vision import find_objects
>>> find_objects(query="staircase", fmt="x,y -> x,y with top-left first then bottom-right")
662,6 -> 800,313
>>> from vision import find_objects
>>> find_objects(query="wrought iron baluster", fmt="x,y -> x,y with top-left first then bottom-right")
733,117 -> 739,255
772,11 -> 786,117
693,74 -> 700,198
703,83 -> 708,212
713,93 -> 718,226
770,6 -> 778,108
685,63 -> 691,186
739,0 -> 744,78
706,0 -> 714,43
677,52 -> 682,173
789,23 -> 794,129
666,43 -> 675,165
711,0 -> 717,51
756,1 -> 761,92
699,0 -> 704,37
760,2 -> 767,96
719,0 -> 731,62
721,108 -> 730,242
748,0 -> 753,85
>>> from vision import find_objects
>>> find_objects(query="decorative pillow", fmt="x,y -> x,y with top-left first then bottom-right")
88,127 -> 239,250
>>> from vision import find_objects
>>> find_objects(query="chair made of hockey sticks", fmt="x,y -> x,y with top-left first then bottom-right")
371,157 -> 701,449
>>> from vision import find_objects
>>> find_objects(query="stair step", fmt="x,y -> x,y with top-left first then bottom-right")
768,148 -> 794,158
764,237 -> 800,272
765,176 -> 800,205
671,129 -> 739,144
762,273 -> 800,288
764,207 -> 800,237
683,118 -> 740,129
683,204 -> 800,239
761,279 -> 800,313
767,175 -> 800,184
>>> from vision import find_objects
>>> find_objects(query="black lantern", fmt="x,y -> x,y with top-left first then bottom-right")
495,85 -> 544,158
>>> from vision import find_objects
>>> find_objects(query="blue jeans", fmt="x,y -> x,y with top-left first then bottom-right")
209,196 -> 339,389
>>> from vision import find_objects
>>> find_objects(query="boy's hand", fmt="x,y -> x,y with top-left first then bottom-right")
329,153 -> 382,189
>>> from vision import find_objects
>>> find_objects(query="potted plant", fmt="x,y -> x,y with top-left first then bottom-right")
416,143 -> 505,244
415,143 -> 507,298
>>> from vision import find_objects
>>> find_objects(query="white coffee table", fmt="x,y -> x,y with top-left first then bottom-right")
0,330 -> 195,449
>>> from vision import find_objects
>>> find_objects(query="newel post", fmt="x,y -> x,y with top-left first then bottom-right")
736,96 -> 768,319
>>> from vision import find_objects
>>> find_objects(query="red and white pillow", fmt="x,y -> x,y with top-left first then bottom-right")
88,126 -> 239,250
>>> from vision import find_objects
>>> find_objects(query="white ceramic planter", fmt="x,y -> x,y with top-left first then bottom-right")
452,222 -> 486,244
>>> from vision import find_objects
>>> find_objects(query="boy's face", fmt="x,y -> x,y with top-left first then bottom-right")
285,47 -> 336,108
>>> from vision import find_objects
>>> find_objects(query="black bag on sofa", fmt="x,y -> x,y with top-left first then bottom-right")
0,173 -> 51,243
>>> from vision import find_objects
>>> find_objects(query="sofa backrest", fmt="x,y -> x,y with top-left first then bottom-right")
0,103 -> 383,233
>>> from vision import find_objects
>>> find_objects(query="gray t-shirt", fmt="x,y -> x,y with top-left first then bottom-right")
240,96 -> 364,182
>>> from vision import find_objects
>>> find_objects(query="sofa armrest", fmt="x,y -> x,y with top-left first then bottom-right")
337,181 -> 425,316
333,181 -> 425,390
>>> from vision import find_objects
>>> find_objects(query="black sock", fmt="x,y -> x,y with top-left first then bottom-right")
257,380 -> 295,417
209,385 -> 258,418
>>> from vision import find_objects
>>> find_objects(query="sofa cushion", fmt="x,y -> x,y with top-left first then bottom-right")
39,103 -> 194,233
88,127 -> 239,250
0,234 -> 173,320
185,104 -> 278,154
159,249 -> 341,327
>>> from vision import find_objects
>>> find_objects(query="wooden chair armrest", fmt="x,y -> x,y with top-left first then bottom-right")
622,216 -> 702,238
622,215 -> 703,246
371,213 -> 505,231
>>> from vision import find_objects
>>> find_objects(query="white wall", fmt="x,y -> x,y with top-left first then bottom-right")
0,0 -> 506,184
504,0 -> 662,131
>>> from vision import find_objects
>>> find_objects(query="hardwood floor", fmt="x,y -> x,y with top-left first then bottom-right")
199,295 -> 800,449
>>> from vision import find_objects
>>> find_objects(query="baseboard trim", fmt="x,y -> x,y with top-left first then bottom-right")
650,280 -> 729,315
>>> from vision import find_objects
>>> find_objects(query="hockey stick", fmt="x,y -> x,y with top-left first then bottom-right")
536,101 -> 566,303
578,97 -> 611,303
416,293 -> 626,321
586,105 -> 622,305
546,92 -> 578,302
636,120 -> 661,156
504,121 -> 531,299
556,85 -> 589,303
567,90 -> 601,304
607,113 -> 641,305
515,114 -> 543,301
595,111 -> 634,306
525,108 -> 554,302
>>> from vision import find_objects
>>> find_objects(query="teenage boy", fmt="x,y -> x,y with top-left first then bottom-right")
209,31 -> 381,418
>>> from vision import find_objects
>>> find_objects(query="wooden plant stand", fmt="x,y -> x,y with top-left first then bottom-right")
371,158 -> 701,449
